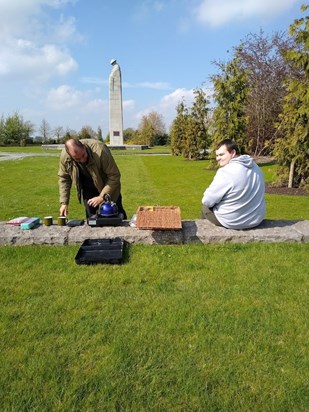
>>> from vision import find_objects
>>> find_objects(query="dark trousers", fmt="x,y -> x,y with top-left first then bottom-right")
83,193 -> 127,220
200,205 -> 222,226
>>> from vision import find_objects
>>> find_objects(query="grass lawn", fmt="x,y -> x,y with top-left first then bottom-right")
0,149 -> 308,221
0,243 -> 308,410
0,147 -> 308,410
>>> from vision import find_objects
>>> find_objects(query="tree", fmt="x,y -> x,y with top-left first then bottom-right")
0,112 -> 34,146
0,116 -> 4,145
190,88 -> 211,157
134,111 -> 166,146
123,127 -> 136,143
210,58 -> 249,156
235,30 -> 294,155
170,100 -> 188,156
59,128 -> 77,143
97,126 -> 103,142
78,125 -> 97,140
39,119 -> 51,142
53,126 -> 64,141
274,4 -> 309,189
170,89 -> 210,160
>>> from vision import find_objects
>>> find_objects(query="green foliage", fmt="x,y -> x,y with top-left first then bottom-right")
0,243 -> 308,410
274,4 -> 309,189
0,148 -> 308,221
211,58 -> 249,159
78,125 -> 97,140
97,126 -> 103,142
170,100 -> 188,156
0,112 -> 34,146
132,111 -> 167,146
170,88 -> 210,160
123,127 -> 135,143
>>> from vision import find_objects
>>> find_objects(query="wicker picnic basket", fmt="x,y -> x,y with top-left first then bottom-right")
136,206 -> 182,230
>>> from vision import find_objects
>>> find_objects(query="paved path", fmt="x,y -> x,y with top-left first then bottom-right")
0,152 -> 58,161
1,219 -> 308,246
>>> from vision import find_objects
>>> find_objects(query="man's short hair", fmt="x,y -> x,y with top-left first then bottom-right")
216,139 -> 240,155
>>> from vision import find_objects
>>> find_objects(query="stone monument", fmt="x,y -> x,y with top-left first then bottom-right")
109,59 -> 124,146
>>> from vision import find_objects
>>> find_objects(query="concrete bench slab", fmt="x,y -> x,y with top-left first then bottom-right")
1,220 -> 308,246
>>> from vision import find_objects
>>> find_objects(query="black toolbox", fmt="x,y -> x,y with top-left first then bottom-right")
75,238 -> 124,265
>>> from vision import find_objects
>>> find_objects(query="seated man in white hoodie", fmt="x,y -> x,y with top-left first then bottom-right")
201,139 -> 265,229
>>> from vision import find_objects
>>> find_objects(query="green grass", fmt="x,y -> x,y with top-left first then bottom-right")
0,243 -> 308,411
0,148 -> 308,410
0,149 -> 308,221
0,144 -> 171,155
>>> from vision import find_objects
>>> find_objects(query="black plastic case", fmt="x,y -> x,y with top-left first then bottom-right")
75,238 -> 124,265
67,219 -> 85,227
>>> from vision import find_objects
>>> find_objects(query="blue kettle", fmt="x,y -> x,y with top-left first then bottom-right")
100,194 -> 118,217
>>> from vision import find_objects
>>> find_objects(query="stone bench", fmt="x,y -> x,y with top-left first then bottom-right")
1,220 -> 308,246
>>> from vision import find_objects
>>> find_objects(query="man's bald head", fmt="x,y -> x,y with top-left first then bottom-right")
65,139 -> 88,164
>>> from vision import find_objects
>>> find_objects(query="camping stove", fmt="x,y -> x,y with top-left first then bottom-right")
87,213 -> 123,227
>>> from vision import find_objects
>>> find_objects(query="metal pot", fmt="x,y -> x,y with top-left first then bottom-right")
100,194 -> 118,217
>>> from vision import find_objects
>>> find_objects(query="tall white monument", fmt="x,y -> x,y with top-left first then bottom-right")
109,59 -> 124,145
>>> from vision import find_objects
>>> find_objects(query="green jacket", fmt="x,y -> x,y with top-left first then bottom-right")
58,139 -> 121,205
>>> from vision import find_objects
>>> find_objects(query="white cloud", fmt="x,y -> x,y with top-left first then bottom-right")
160,88 -> 195,108
0,39 -> 77,81
133,88 -> 195,130
122,81 -> 172,90
123,100 -> 136,110
81,77 -> 107,86
133,0 -> 165,21
45,85 -> 83,109
194,0 -> 300,27
137,82 -> 172,90
51,14 -> 83,43
0,0 -> 80,82
85,98 -> 106,112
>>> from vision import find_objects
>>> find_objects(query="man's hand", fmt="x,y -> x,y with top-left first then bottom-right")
87,196 -> 103,208
60,204 -> 68,217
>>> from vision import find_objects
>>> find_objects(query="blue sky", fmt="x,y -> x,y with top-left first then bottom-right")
0,0 -> 304,138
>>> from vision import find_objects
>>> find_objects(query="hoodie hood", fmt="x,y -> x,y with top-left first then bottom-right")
230,155 -> 254,169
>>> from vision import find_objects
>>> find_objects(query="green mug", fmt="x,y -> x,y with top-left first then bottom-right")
57,216 -> 67,226
44,216 -> 53,226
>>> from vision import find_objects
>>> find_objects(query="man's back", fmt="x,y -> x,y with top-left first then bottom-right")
202,155 -> 265,229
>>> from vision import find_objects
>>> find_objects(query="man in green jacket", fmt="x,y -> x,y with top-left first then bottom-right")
58,138 -> 126,219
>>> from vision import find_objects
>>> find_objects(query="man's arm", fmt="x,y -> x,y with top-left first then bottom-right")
202,169 -> 231,208
58,152 -> 73,212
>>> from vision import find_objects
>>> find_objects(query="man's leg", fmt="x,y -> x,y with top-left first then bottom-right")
116,194 -> 127,219
83,198 -> 98,218
200,205 -> 222,226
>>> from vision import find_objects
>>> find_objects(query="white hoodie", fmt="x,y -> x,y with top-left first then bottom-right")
202,155 -> 265,229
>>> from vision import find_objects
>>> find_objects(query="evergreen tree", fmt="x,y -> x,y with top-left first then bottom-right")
170,89 -> 210,160
170,100 -> 188,156
190,88 -> 210,158
183,115 -> 200,160
97,126 -> 103,142
211,58 -> 249,156
274,4 -> 309,190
